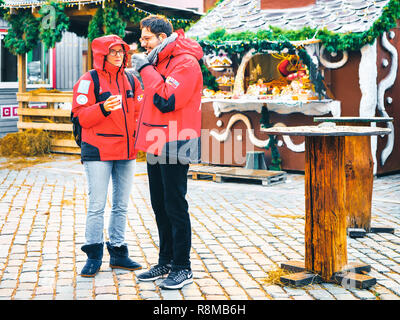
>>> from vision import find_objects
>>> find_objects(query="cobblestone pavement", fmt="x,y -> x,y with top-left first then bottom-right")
0,155 -> 399,300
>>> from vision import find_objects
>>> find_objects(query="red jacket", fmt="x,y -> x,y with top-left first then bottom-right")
72,35 -> 143,161
135,29 -> 203,163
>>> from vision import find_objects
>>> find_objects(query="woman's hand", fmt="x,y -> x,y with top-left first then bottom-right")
103,95 -> 122,112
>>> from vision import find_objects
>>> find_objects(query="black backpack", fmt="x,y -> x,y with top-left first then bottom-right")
71,69 -> 136,147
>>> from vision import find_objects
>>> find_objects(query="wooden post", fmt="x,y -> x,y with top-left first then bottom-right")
338,121 -> 374,231
87,39 -> 93,71
305,135 -> 347,281
343,133 -> 373,231
17,54 -> 27,127
17,54 -> 26,93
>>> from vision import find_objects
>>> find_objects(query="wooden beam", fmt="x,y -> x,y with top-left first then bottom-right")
51,146 -> 81,154
280,272 -> 322,287
66,8 -> 97,17
17,108 -> 71,117
88,39 -> 93,71
17,54 -> 26,93
51,139 -> 78,148
32,7 -> 40,18
16,92 -> 73,103
18,122 -> 73,132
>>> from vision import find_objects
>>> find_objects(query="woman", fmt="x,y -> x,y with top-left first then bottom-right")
71,35 -> 143,277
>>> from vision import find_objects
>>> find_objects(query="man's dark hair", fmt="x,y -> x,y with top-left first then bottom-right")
140,15 -> 173,37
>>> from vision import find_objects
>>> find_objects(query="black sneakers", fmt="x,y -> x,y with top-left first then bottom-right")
137,264 -> 171,281
137,264 -> 193,289
159,269 -> 193,290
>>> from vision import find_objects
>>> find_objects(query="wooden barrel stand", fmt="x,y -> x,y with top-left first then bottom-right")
261,125 -> 391,289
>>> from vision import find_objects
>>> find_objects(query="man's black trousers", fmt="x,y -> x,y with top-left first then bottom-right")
146,159 -> 191,271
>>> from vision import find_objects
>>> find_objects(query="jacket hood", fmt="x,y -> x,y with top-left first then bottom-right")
158,29 -> 203,63
91,35 -> 130,71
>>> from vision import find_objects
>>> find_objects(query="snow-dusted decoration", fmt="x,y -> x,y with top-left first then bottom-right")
282,134 -> 305,152
206,99 -> 341,153
359,41 -> 378,173
210,113 -> 270,148
232,49 -> 257,97
207,99 -> 341,118
319,46 -> 349,69
186,0 -> 391,39
382,58 -> 389,67
305,43 -> 320,68
377,32 -> 397,166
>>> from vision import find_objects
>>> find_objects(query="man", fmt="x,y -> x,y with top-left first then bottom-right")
131,15 -> 203,289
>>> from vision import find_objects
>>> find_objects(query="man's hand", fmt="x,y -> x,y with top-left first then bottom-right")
131,53 -> 150,72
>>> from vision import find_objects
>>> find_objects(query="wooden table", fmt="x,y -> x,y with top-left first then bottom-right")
314,117 -> 394,238
261,125 -> 391,288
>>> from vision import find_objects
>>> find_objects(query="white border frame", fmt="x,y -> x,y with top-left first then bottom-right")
0,32 -> 18,88
26,43 -> 54,89
0,32 -> 54,89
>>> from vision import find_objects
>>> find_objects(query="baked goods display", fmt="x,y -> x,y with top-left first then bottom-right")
245,77 -> 318,102
203,88 -> 232,99
207,55 -> 232,70
216,75 -> 235,86
203,53 -> 320,102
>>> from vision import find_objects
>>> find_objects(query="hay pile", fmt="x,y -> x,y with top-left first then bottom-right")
263,267 -> 292,286
0,129 -> 51,157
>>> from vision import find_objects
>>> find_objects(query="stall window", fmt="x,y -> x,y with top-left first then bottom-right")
26,41 -> 53,87
0,32 -> 18,87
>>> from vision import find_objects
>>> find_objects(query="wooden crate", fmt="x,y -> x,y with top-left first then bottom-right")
189,165 -> 286,186
16,91 -> 80,154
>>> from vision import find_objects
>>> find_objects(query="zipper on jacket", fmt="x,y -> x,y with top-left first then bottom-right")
116,72 -> 130,159
96,133 -> 124,137
142,122 -> 168,128
133,94 -> 147,151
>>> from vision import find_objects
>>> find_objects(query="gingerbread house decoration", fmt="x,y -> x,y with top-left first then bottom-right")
187,0 -> 399,175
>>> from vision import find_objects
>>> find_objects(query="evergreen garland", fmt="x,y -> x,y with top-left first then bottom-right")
39,2 -> 70,50
200,60 -> 219,91
2,0 -> 198,51
117,2 -> 147,24
0,0 -> 8,18
103,2 -> 126,39
88,7 -> 104,41
3,10 -> 40,55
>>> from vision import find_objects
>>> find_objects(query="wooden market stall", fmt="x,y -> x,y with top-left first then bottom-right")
187,0 -> 400,175
2,0 -> 201,154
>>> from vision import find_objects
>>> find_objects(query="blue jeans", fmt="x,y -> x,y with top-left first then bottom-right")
83,160 -> 136,247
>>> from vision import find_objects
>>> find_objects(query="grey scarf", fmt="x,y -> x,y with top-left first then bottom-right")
147,32 -> 178,65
